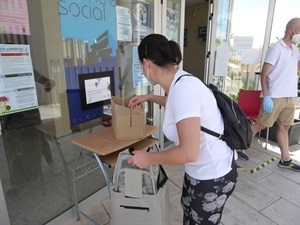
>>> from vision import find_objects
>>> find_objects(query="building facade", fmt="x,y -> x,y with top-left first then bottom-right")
0,0 -> 299,224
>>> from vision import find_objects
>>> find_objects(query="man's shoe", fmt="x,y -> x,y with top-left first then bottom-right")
278,159 -> 300,172
236,150 -> 249,161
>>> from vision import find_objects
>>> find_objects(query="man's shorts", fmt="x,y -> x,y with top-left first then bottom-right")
256,97 -> 295,127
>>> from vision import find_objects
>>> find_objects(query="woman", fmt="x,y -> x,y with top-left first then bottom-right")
128,33 -> 238,225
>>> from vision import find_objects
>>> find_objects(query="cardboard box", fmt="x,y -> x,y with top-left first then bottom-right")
111,96 -> 145,140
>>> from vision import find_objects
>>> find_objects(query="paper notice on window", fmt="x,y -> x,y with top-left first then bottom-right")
233,36 -> 253,50
84,77 -> 111,104
116,6 -> 132,42
214,42 -> 230,77
241,50 -> 261,64
0,44 -> 38,115
166,8 -> 179,42
132,46 -> 150,87
0,0 -> 30,35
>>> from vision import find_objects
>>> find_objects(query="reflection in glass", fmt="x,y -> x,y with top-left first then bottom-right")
213,0 -> 269,99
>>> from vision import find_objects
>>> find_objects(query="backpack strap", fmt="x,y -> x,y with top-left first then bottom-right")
174,74 -> 225,141
174,74 -> 193,84
201,127 -> 225,140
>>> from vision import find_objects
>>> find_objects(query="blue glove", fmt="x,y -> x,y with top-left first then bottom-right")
263,96 -> 274,113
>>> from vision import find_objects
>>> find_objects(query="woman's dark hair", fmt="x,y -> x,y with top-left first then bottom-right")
138,34 -> 182,67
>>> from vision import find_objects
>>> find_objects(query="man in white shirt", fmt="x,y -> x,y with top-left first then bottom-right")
252,17 -> 300,172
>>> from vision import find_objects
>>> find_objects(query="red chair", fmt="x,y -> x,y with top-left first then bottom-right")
238,89 -> 261,122
238,89 -> 270,148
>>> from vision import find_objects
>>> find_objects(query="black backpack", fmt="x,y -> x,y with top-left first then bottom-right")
175,75 -> 253,150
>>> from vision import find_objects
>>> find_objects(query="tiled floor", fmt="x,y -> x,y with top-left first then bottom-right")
65,136 -> 300,225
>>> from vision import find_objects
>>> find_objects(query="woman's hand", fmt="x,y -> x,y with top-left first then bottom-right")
127,151 -> 151,169
128,95 -> 149,110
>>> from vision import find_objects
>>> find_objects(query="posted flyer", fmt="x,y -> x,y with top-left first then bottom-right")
0,0 -> 30,35
0,44 -> 38,115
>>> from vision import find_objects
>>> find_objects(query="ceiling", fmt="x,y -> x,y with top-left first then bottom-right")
185,0 -> 207,7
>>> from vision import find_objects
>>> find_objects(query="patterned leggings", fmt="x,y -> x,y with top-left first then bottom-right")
181,163 -> 238,225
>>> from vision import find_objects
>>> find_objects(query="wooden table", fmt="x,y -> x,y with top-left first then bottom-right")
71,124 -> 159,223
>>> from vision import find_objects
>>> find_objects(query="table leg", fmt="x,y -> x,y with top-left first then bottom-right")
79,211 -> 99,225
72,149 -> 82,221
71,150 -> 104,225
152,134 -> 160,152
93,153 -> 111,197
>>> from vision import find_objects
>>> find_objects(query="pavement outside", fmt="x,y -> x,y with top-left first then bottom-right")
65,136 -> 300,225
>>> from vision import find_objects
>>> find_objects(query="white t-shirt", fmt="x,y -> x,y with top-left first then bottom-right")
264,39 -> 300,98
163,70 -> 233,180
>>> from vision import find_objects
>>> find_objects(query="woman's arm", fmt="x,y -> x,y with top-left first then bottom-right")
128,95 -> 167,109
128,117 -> 200,168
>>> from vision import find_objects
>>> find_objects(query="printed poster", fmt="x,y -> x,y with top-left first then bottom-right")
131,1 -> 151,43
241,50 -> 261,64
0,44 -> 38,115
0,0 -> 30,35
233,36 -> 253,50
132,46 -> 150,87
214,42 -> 230,77
116,6 -> 132,42
166,8 -> 179,42
84,77 -> 111,104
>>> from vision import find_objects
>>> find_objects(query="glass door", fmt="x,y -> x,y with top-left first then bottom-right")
205,0 -> 270,99
117,0 -> 155,97
116,0 -> 185,149
153,0 -> 185,149
116,0 -> 158,130
206,0 -> 300,100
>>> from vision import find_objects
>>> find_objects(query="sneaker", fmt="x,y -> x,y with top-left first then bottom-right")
236,150 -> 249,161
278,159 -> 300,172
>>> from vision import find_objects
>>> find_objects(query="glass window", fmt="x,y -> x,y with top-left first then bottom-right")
210,0 -> 300,99
270,0 -> 300,45
0,0 -> 155,224
271,0 -> 300,99
211,0 -> 269,100
117,0 -> 155,125
161,0 -> 183,147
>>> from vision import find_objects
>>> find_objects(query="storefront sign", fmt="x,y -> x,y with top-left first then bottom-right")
58,0 -> 118,126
